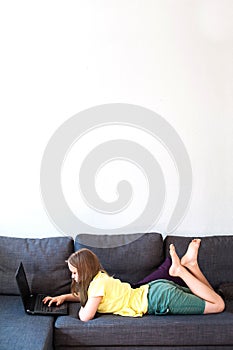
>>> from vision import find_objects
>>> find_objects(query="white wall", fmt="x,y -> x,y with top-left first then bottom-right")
0,0 -> 232,238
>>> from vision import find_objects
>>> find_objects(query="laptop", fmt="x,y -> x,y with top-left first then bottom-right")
15,262 -> 68,315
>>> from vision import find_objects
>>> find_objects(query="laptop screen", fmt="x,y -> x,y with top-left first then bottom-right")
15,262 -> 32,309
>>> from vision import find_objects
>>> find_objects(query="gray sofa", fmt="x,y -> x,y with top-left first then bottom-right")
1,233 -> 233,350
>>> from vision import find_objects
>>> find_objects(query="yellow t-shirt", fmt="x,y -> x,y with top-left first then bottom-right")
88,271 -> 149,317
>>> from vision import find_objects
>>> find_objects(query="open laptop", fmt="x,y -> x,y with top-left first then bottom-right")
15,262 -> 68,315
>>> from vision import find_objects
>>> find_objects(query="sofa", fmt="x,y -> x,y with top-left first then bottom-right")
1,232 -> 233,350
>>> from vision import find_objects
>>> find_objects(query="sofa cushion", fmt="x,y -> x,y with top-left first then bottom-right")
74,233 -> 164,284
54,311 -> 233,347
0,236 -> 74,295
164,235 -> 233,289
0,295 -> 53,350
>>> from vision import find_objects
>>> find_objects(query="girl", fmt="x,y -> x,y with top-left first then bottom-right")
43,239 -> 225,322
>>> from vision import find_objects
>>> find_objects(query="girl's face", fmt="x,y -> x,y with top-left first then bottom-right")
68,262 -> 78,282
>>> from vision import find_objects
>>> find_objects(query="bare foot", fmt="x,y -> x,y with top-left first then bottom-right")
169,244 -> 182,277
181,239 -> 201,269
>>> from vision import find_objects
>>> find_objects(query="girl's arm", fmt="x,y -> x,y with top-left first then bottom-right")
79,296 -> 102,322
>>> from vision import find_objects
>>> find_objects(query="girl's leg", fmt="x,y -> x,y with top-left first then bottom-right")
169,244 -> 225,314
181,239 -> 213,289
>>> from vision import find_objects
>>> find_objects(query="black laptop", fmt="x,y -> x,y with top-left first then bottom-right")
15,262 -> 68,315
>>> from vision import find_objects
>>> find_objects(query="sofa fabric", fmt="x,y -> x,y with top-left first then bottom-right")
0,235 -> 74,295
54,347 -> 233,350
0,295 -> 53,350
54,308 -> 233,348
164,235 -> 233,289
75,232 -> 164,284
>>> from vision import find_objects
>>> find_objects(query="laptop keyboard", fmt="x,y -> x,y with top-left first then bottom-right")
34,294 -> 54,312
34,294 -> 67,313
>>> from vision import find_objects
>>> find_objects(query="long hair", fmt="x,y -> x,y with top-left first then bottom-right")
68,248 -> 105,306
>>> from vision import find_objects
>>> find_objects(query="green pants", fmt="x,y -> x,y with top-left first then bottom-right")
147,279 -> 205,315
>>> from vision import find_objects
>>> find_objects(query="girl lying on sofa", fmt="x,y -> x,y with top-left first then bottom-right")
43,239 -> 225,321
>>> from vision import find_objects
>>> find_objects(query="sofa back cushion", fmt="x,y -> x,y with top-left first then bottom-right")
75,232 -> 164,285
164,235 -> 233,289
0,236 -> 74,295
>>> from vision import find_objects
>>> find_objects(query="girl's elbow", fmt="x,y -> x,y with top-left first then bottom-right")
79,310 -> 94,322
79,314 -> 94,322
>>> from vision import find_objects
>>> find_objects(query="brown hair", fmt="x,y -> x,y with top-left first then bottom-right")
68,248 -> 105,306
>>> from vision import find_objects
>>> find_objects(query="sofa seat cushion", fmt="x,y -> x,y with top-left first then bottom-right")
54,310 -> 233,347
0,236 -> 74,295
75,232 -> 164,285
164,235 -> 233,289
0,295 -> 54,350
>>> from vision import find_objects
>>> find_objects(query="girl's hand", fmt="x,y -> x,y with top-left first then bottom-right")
43,295 -> 66,307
